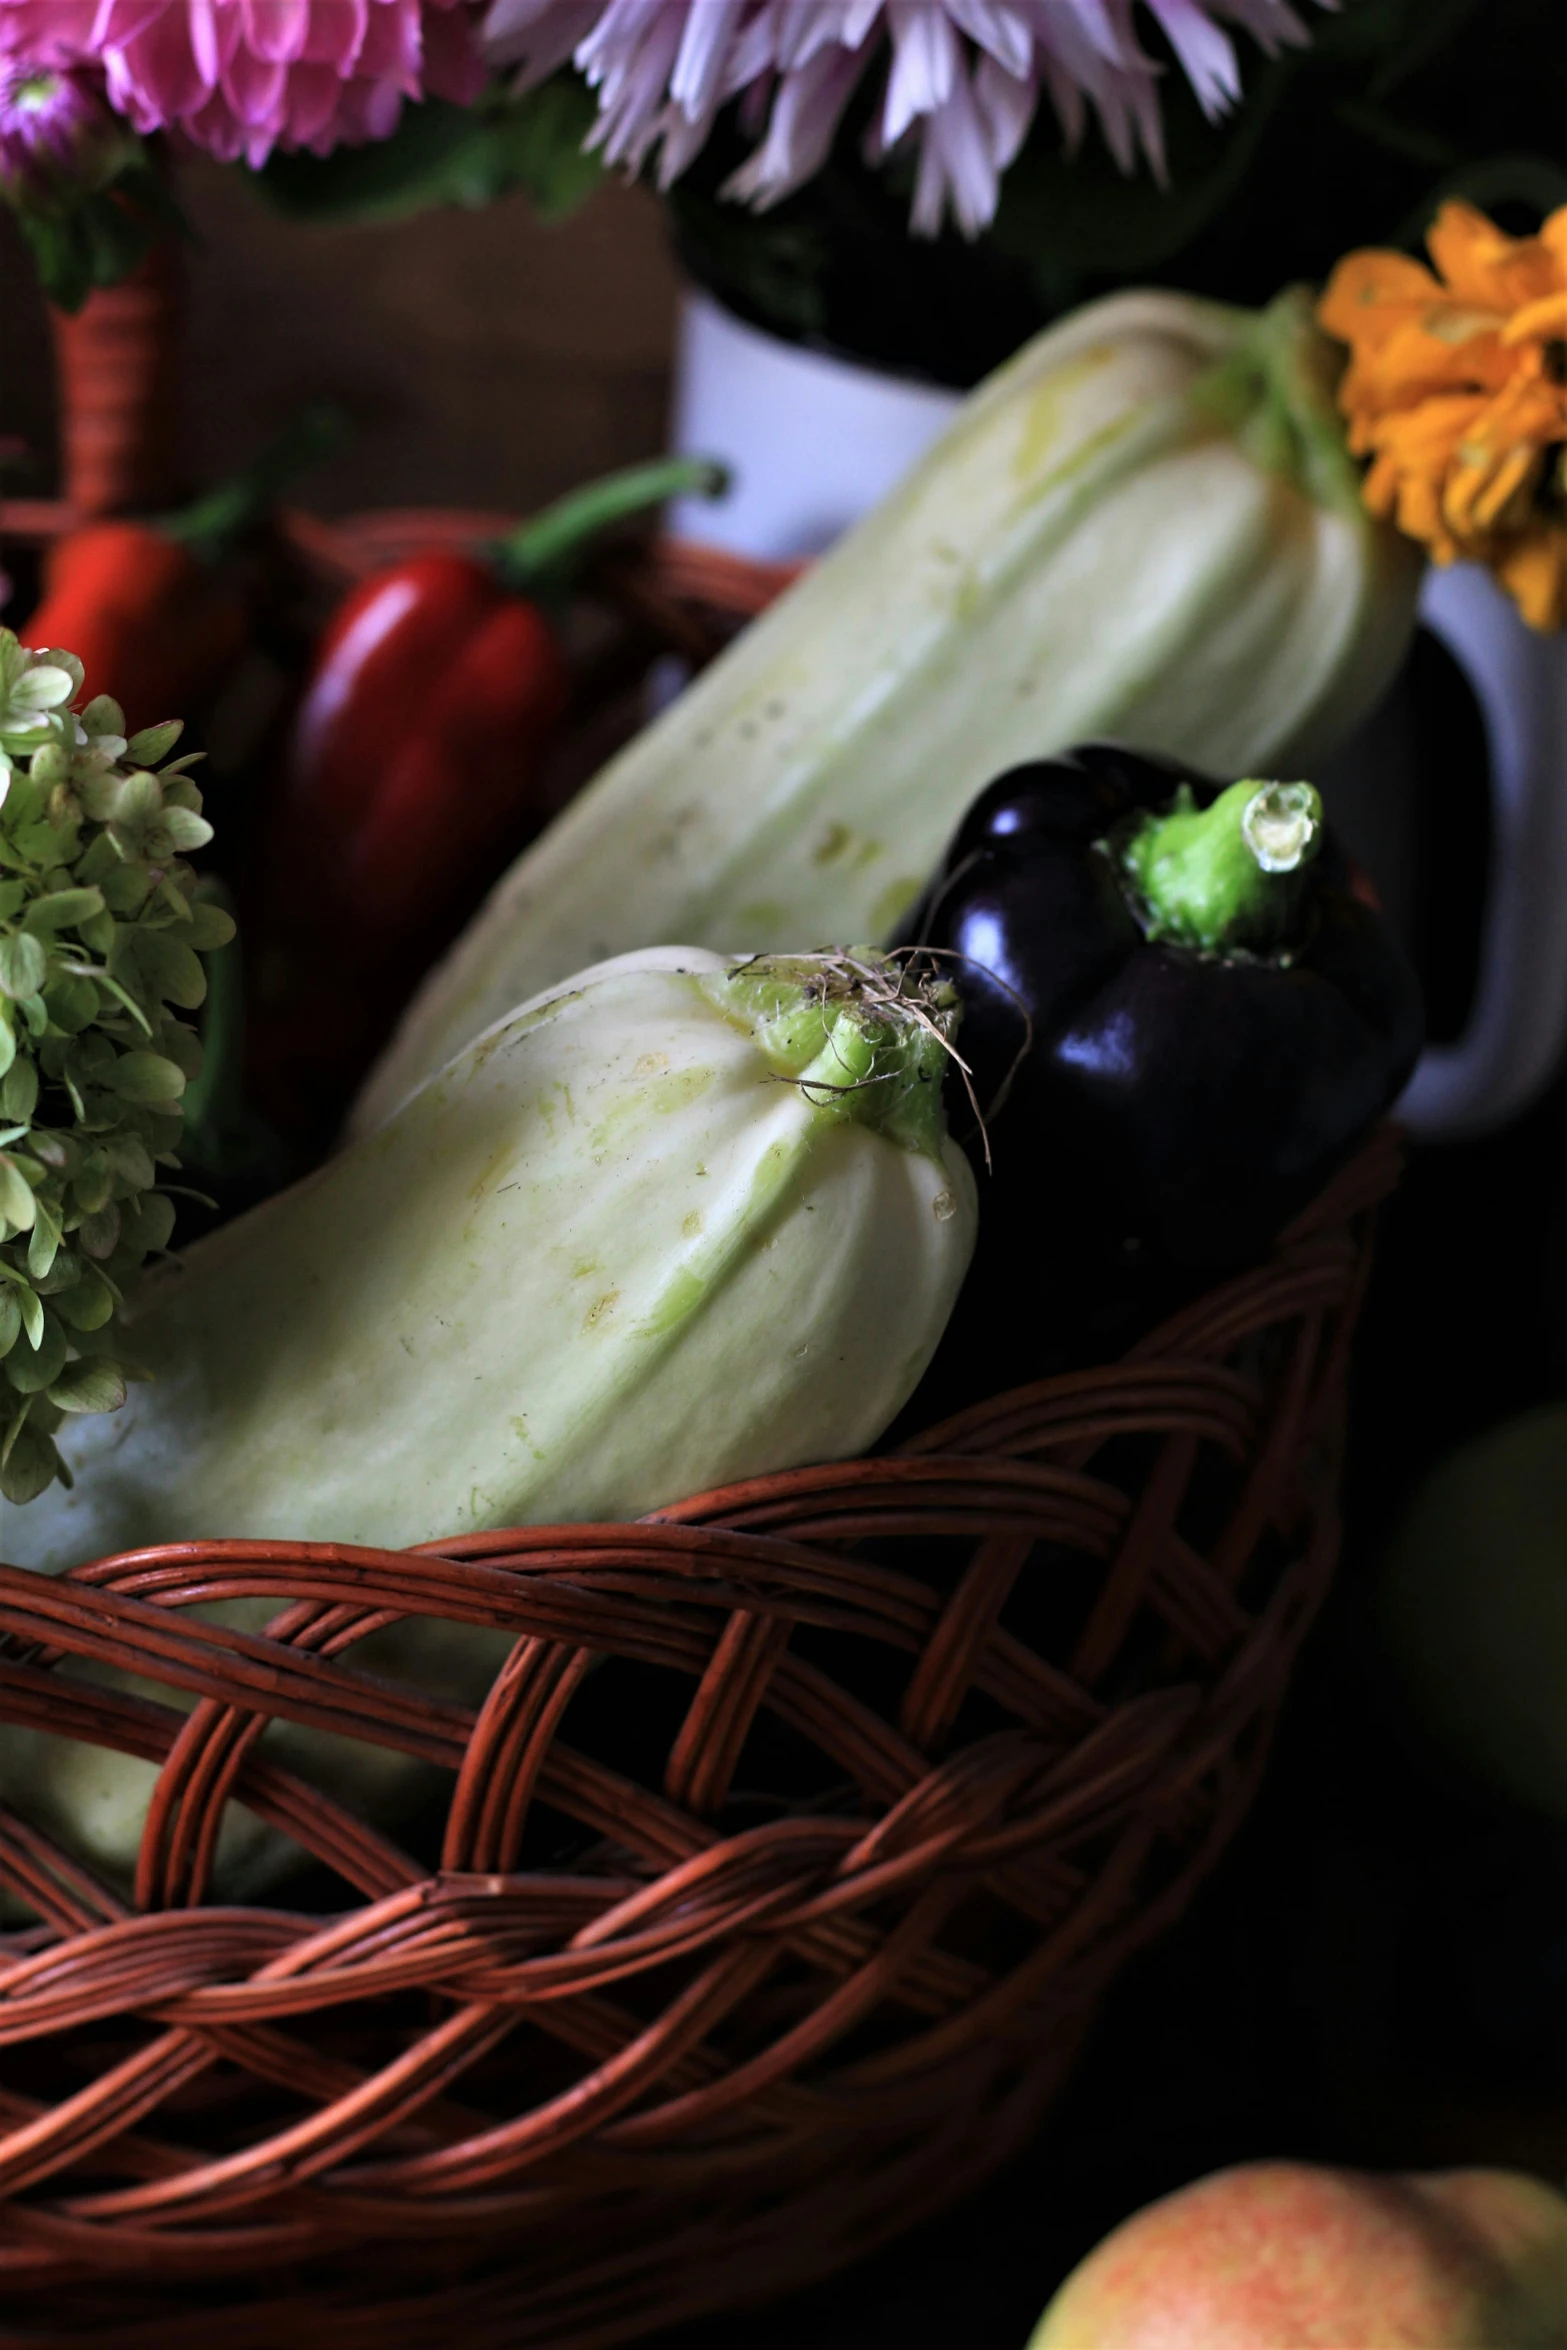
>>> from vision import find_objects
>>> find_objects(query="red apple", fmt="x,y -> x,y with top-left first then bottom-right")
1029,2162 -> 1567,2348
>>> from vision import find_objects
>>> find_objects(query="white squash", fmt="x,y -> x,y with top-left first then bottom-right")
351,286 -> 1421,1136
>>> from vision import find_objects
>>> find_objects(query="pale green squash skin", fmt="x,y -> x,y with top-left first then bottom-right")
0,949 -> 975,1896
6,948 -> 974,1565
351,287 -> 1421,1138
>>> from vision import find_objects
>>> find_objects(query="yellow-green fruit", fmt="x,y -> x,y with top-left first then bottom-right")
1378,1404 -> 1567,1816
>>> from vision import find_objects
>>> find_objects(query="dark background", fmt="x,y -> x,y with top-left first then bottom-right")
1,161 -> 680,520
5,15 -> 1567,2334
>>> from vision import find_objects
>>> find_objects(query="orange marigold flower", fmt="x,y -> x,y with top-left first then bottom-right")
1318,200 -> 1567,630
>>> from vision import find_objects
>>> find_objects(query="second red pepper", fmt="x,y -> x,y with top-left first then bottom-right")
22,407 -> 346,732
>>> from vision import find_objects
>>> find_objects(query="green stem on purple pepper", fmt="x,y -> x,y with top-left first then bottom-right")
1120,775 -> 1323,955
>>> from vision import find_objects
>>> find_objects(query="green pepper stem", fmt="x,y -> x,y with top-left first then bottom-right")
159,403 -> 349,564
1120,776 -> 1323,954
491,454 -> 729,597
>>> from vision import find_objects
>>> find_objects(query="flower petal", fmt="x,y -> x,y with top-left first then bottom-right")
1145,0 -> 1240,118
276,52 -> 346,137
668,0 -> 746,119
941,0 -> 1033,79
908,63 -> 1000,237
973,48 -> 1035,171
1503,291 -> 1567,347
221,40 -> 288,121
483,0 -> 595,78
882,2 -> 960,148
1499,528 -> 1567,632
723,37 -> 866,207
111,4 -> 214,121
1427,199 -> 1561,312
240,0 -> 315,64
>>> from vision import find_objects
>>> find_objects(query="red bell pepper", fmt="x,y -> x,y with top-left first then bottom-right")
279,453 -> 724,935
248,454 -> 725,1134
22,407 -> 345,732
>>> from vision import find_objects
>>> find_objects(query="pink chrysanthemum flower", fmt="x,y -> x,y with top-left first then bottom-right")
0,0 -> 489,168
483,0 -> 1331,237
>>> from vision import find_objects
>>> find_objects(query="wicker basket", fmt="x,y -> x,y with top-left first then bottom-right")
0,1128 -> 1398,2346
1,356 -> 1399,2332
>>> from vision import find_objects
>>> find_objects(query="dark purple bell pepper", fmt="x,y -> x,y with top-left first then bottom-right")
901,743 -> 1423,1409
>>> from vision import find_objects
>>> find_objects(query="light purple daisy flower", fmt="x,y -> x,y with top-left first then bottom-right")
482,0 -> 1332,237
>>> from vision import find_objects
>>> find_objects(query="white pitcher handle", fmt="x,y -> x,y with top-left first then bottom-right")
1397,563 -> 1567,1139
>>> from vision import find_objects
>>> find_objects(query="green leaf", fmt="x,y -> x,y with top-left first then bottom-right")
33,1243 -> 80,1296
92,969 -> 154,1035
44,975 -> 99,1033
71,1154 -> 112,1215
0,1058 -> 38,1125
0,933 -> 49,1000
0,1155 -> 38,1232
54,1264 -> 114,1331
126,721 -> 182,766
87,767 -> 160,828
75,1201 -> 121,1260
7,664 -> 76,715
158,805 -> 214,853
0,1286 -> 18,1357
184,901 -> 237,953
257,77 -> 606,229
23,886 -> 105,933
48,1357 -> 128,1415
106,1049 -> 185,1103
133,928 -> 206,1009
0,1421 -> 60,1505
160,1021 -> 203,1080
104,1133 -> 155,1190
26,1130 -> 71,1174
81,695 -> 127,739
123,1192 -> 175,1258
144,1115 -> 183,1160
17,169 -> 184,317
75,831 -> 120,886
100,864 -> 153,917
12,820 -> 67,873
0,1271 -> 46,1352
25,1198 -> 60,1281
4,1308 -> 66,1394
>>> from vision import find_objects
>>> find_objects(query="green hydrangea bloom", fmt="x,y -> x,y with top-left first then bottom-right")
0,629 -> 234,1503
